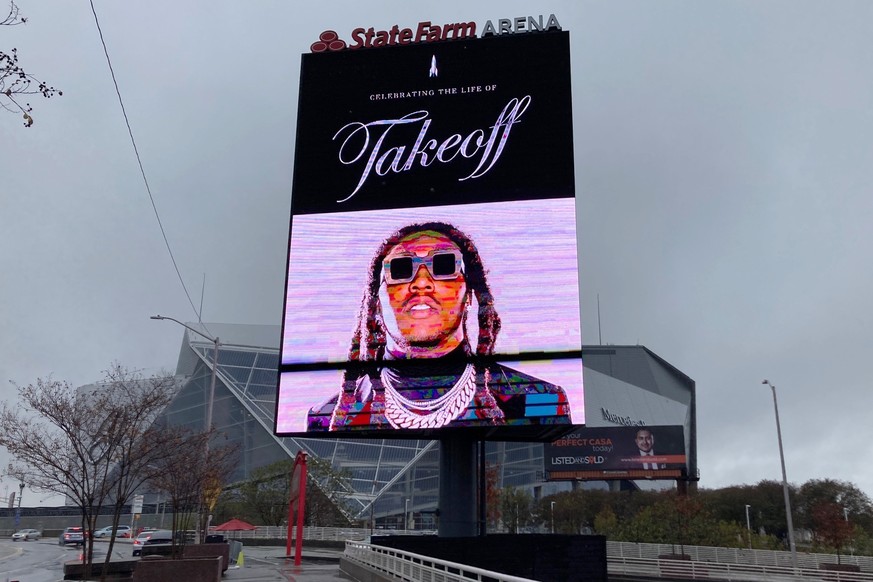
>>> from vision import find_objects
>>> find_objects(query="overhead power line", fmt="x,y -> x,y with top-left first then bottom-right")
88,0 -> 205,327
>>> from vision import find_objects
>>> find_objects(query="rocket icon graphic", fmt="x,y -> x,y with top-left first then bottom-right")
429,55 -> 438,78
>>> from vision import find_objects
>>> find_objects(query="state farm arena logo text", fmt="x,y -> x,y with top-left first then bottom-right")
311,15 -> 562,53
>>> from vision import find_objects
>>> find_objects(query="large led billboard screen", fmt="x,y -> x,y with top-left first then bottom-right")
276,29 -> 582,439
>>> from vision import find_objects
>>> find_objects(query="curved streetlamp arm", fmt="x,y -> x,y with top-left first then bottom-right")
151,315 -> 219,433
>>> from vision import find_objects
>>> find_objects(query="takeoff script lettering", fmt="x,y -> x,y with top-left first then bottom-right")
333,96 -> 532,202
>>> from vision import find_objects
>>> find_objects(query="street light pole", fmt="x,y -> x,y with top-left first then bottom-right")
745,504 -> 752,550
762,379 -> 797,569
844,507 -> 854,556
550,501 -> 555,534
14,483 -> 24,528
152,315 -> 220,545
151,315 -> 219,432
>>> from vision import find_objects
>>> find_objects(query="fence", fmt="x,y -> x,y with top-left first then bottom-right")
209,525 -> 370,541
608,556 -> 873,582
344,540 -> 538,582
220,528 -> 872,569
337,532 -> 873,582
608,541 -> 873,572
209,525 -> 440,541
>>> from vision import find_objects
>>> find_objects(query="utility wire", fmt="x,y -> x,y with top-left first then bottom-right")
89,1 -> 207,331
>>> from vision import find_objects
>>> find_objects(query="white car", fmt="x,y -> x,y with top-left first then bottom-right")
94,525 -> 132,538
12,528 -> 41,541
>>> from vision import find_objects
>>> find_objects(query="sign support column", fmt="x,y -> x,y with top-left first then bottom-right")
438,437 -> 477,537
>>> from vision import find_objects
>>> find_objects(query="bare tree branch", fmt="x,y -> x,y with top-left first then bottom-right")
148,427 -> 239,552
1,1 -> 61,126
1,0 -> 24,26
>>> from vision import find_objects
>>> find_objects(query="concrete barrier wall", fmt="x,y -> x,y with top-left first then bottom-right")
340,557 -> 393,582
133,556 -> 222,582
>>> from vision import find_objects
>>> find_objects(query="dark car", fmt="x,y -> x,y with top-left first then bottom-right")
132,529 -> 174,557
59,526 -> 85,546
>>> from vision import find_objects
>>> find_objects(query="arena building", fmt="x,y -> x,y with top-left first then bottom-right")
158,323 -> 696,527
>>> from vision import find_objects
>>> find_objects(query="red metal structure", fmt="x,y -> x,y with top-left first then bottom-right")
286,451 -> 307,565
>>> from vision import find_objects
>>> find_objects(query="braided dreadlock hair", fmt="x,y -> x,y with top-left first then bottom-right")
346,221 -> 501,370
329,222 -> 505,428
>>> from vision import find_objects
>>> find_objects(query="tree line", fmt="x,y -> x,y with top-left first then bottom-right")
496,478 -> 873,558
211,453 -> 873,563
211,458 -> 355,529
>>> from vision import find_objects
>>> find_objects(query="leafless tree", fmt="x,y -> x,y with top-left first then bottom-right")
148,428 -> 239,555
0,365 -> 179,580
1,1 -> 62,126
92,366 -> 183,575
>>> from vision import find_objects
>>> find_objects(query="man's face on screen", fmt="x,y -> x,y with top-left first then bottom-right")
382,231 -> 468,356
635,430 -> 654,453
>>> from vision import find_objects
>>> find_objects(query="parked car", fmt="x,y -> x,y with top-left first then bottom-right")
11,528 -> 41,541
132,529 -> 174,557
58,526 -> 85,546
94,525 -> 132,538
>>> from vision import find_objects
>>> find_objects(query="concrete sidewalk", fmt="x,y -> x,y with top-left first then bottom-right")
223,545 -> 355,581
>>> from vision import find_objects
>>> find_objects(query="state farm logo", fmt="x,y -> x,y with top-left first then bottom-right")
310,15 -> 561,53
310,31 -> 347,53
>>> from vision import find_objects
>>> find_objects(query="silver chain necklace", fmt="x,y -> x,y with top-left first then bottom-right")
382,363 -> 477,429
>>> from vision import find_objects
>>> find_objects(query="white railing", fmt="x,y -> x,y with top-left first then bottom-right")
344,540 -> 538,582
609,556 -> 873,582
216,526 -> 873,581
607,541 -> 873,572
209,525 -> 370,541
209,525 -> 436,541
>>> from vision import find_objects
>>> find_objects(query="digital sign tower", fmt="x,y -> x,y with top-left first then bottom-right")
278,28 -> 581,437
278,24 -> 581,537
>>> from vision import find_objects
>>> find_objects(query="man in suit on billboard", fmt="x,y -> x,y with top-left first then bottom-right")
307,221 -> 570,432
635,428 -> 666,470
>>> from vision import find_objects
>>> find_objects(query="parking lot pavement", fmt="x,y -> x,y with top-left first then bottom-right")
0,544 -> 21,560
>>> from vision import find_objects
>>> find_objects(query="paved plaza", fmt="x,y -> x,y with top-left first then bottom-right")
221,545 -> 354,582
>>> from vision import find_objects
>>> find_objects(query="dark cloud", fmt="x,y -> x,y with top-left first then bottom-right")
2,1 -> 871,503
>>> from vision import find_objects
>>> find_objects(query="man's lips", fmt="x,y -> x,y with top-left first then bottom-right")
403,298 -> 440,317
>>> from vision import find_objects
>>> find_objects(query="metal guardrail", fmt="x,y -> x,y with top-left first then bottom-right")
607,541 -> 873,572
344,540 -> 538,582
208,525 -> 371,541
609,556 -> 873,582
218,526 -> 873,581
209,525 -> 436,541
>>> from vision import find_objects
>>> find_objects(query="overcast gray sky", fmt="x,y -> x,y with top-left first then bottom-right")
2,1 -> 871,507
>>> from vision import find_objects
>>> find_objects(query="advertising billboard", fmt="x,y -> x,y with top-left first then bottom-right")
276,29 -> 582,439
544,426 -> 687,480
